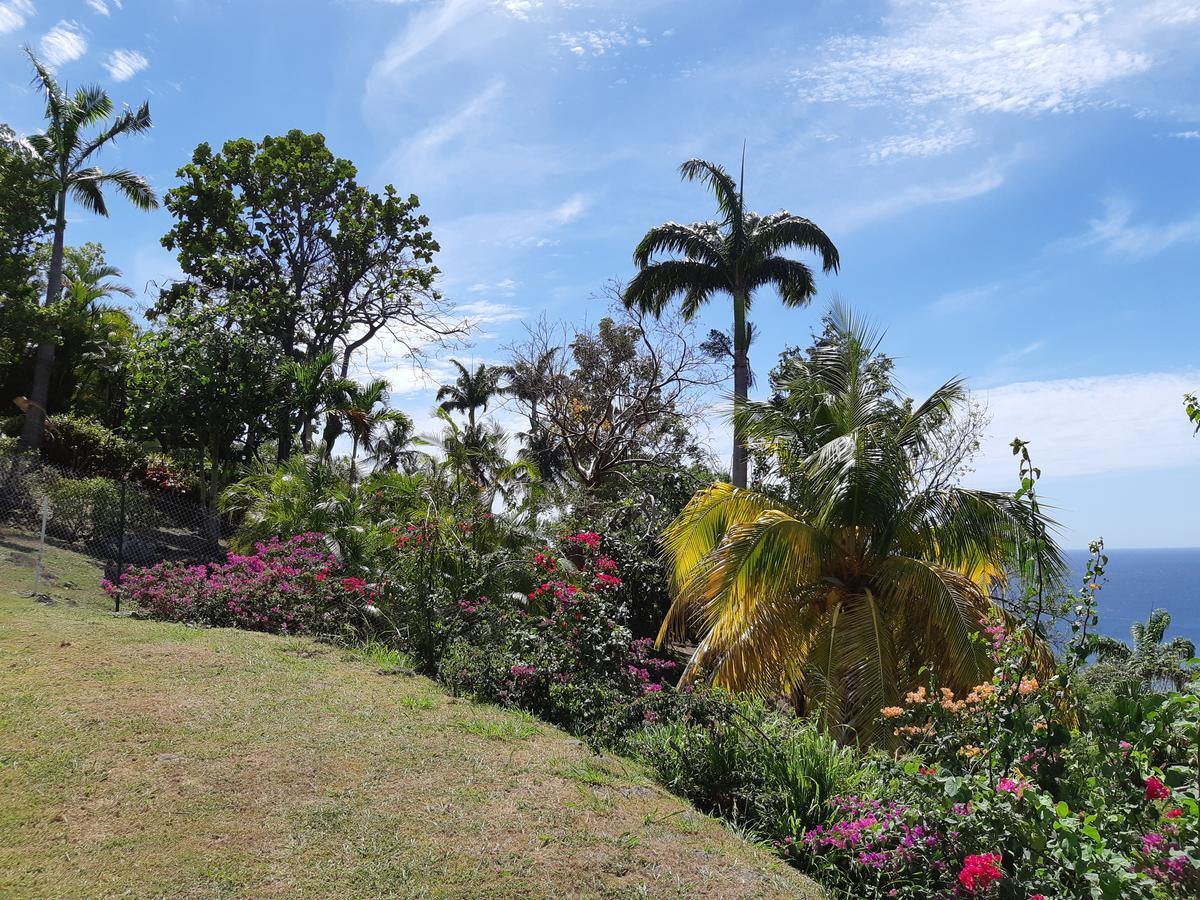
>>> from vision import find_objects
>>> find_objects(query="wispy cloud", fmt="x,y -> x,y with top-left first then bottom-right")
829,159 -> 1008,232
0,1 -> 34,35
550,193 -> 588,225
85,0 -> 109,16
1169,130 -> 1200,139
369,0 -> 484,84
929,284 -> 999,316
1064,196 -> 1200,259
103,48 -> 148,82
40,20 -> 88,67
795,1 -> 1170,116
967,371 -> 1200,485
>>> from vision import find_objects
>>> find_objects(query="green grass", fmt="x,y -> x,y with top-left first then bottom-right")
0,533 -> 823,899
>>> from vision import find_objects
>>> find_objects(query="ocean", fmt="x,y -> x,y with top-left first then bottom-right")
1066,548 -> 1200,646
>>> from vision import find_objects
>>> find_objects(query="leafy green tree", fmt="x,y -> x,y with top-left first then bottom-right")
625,157 -> 839,488
128,310 -> 282,513
157,130 -> 453,460
281,352 -> 354,453
1095,609 -> 1196,692
1186,392 -> 1199,434
14,50 -> 155,449
658,306 -> 1062,745
0,125 -> 52,366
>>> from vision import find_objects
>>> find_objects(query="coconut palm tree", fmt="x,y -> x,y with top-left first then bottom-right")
658,306 -> 1063,745
1096,610 -> 1196,692
14,49 -> 156,449
436,359 -> 510,429
370,414 -> 423,474
625,156 -> 839,488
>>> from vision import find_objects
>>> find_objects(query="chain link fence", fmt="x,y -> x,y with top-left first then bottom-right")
0,453 -> 227,609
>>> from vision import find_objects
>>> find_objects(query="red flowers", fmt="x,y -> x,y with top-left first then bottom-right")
1165,808 -> 1183,819
958,853 -> 1003,893
1145,776 -> 1171,801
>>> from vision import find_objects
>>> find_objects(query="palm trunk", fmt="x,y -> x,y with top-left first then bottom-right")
730,291 -> 750,488
21,193 -> 67,450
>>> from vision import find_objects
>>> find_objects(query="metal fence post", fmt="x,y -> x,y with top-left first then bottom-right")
114,479 -> 127,613
32,494 -> 49,596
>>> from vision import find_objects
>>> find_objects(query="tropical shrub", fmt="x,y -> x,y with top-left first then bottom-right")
41,414 -> 144,478
47,476 -> 119,543
107,533 -> 370,636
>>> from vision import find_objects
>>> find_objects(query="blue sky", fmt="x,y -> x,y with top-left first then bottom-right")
2,0 -> 1199,548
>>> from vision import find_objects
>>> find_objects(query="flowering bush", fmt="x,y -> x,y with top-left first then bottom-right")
106,533 -> 370,636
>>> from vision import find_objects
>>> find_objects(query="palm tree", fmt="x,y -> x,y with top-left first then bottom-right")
1096,610 -> 1196,692
625,156 -> 839,488
329,379 -> 404,477
14,49 -> 156,449
657,306 -> 1062,745
436,359 -> 509,430
283,352 -> 355,453
370,414 -> 423,473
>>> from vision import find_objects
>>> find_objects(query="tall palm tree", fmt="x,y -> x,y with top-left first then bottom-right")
436,359 -> 509,430
14,49 -> 156,449
370,414 -> 423,473
658,306 -> 1063,745
1096,609 -> 1196,692
625,156 -> 839,488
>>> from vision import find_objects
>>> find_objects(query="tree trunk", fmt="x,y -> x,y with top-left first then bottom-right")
21,193 -> 67,450
730,291 -> 750,489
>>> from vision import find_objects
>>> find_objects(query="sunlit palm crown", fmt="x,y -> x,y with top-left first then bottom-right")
659,308 -> 1064,745
17,50 -> 156,215
624,159 -> 839,318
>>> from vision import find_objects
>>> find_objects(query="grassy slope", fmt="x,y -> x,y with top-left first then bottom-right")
0,532 -> 822,899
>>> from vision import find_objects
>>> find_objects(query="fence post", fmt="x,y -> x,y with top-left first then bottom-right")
32,494 -> 49,596
114,479 -> 127,613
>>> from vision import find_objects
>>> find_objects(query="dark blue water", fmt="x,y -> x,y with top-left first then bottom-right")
1067,548 -> 1200,645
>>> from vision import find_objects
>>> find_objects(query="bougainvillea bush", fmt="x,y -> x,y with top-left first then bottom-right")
432,529 -> 680,740
105,533 -> 372,636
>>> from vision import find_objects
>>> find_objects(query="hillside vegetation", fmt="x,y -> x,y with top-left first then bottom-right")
0,539 -> 820,899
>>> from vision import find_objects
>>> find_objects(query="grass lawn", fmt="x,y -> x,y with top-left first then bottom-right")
0,533 -> 823,899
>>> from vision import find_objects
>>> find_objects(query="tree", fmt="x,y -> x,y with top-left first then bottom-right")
1186,392 -> 1199,434
282,352 -> 354,453
369,414 -> 421,473
436,359 -> 509,430
127,309 -> 282,515
0,125 -> 52,367
14,50 -> 156,449
657,306 -> 1063,745
625,156 -> 839,488
157,130 -> 460,460
326,378 -> 403,477
506,300 -> 718,492
1095,609 -> 1196,692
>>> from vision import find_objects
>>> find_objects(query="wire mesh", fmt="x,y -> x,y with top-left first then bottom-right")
0,453 -> 227,606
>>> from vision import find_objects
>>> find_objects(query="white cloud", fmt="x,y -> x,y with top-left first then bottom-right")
966,371 -> 1200,486
0,0 -> 34,34
40,20 -> 88,67
794,1 -> 1197,116
556,25 -> 650,57
395,80 -> 504,161
494,0 -> 541,19
1170,130 -> 1200,139
370,0 -> 484,84
1065,196 -> 1200,259
103,49 -> 148,82
869,125 -> 975,163
550,193 -> 588,225
85,0 -> 109,16
466,279 -> 519,295
829,159 -> 1007,232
